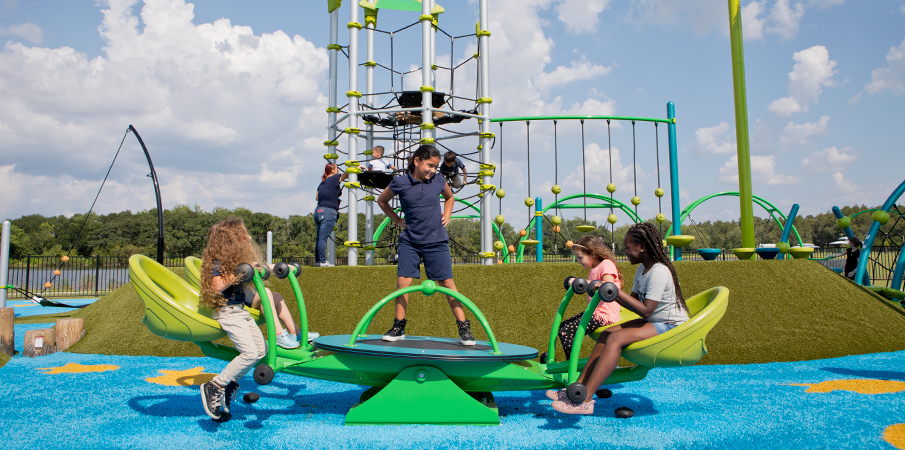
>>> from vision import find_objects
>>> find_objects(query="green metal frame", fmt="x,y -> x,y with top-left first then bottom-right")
675,191 -> 803,246
516,193 -> 641,263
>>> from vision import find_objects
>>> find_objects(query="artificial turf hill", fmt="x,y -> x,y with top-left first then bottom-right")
54,259 -> 905,366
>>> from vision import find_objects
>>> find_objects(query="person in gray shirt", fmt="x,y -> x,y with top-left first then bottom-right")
550,223 -> 689,415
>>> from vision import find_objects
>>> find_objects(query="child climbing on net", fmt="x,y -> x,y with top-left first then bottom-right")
549,222 -> 689,415
551,235 -> 622,366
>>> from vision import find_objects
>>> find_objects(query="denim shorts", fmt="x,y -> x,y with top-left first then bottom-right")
397,238 -> 453,280
653,322 -> 679,334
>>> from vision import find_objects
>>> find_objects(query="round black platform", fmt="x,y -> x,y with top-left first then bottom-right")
313,334 -> 538,362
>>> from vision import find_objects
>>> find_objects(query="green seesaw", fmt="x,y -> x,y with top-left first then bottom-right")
129,254 -> 728,424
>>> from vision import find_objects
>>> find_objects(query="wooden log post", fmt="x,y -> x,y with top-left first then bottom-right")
0,307 -> 14,357
23,329 -> 55,358
54,318 -> 85,352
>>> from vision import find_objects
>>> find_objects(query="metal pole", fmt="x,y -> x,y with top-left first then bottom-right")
128,125 -> 165,263
478,0 -> 493,265
535,197 -> 543,263
365,9 -> 376,266
728,0 -> 756,258
666,103 -> 682,261
327,8 -> 339,266
347,2 -> 360,266
266,231 -> 273,264
0,220 -> 10,307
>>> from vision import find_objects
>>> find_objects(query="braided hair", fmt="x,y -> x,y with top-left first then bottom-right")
626,222 -> 687,313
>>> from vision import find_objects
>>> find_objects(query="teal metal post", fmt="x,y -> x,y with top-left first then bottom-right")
728,0 -> 756,259
535,196 -> 543,262
855,179 -> 905,286
777,204 -> 799,260
666,103 -> 682,261
831,206 -> 855,239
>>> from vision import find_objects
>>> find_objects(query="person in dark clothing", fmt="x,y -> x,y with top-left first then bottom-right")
314,163 -> 347,267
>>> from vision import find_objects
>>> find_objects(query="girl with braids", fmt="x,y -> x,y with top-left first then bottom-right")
550,235 -> 622,367
550,222 -> 688,415
375,144 -> 476,345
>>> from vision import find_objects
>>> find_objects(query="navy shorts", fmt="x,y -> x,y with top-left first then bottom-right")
397,238 -> 454,280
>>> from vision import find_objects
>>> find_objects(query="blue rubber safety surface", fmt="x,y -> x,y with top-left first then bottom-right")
1,351 -> 904,449
5,298 -> 98,317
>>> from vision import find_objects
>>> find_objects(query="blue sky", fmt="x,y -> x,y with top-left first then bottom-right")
1,0 -> 903,231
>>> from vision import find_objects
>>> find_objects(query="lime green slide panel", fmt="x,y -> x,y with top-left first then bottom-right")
622,286 -> 728,367
184,256 -> 202,290
129,254 -> 262,342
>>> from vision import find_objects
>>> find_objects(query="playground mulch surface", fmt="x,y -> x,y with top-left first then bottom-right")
3,259 -> 905,448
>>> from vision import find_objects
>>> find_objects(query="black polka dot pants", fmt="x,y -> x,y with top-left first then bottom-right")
558,312 -> 606,359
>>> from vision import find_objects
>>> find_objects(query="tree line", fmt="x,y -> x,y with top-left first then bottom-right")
3,204 -> 902,261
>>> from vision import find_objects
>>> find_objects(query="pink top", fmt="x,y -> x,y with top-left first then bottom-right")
588,259 -> 621,325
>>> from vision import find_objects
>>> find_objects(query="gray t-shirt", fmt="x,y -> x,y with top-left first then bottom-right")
631,263 -> 688,325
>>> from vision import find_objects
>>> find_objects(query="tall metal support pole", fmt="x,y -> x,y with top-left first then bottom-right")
364,9 -> 376,266
728,0 -> 756,258
666,103 -> 682,261
347,3 -> 361,266
128,125 -> 165,263
327,8 -> 340,265
535,197 -> 543,263
420,1 -> 436,166
478,0 -> 493,265
266,231 -> 273,264
0,220 -> 10,307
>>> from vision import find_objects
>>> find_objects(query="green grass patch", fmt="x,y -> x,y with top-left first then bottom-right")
66,260 -> 905,365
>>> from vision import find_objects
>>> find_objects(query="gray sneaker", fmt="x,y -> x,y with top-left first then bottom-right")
200,381 -> 223,420
222,381 -> 239,414
457,319 -> 476,346
276,330 -> 300,349
382,318 -> 407,342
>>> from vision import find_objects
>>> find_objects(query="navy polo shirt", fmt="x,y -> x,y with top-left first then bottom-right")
317,174 -> 342,210
389,173 -> 449,244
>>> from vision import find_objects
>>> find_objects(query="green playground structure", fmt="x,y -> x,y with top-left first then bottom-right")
129,254 -> 729,425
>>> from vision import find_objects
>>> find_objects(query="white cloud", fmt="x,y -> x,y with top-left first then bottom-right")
781,115 -> 830,145
742,1 -> 767,40
801,146 -> 857,172
555,0 -> 614,34
0,0 -> 329,219
865,38 -> 905,96
533,57 -> 614,94
718,154 -> 800,185
766,0 -> 804,39
694,122 -> 737,155
768,45 -> 837,116
0,22 -> 43,43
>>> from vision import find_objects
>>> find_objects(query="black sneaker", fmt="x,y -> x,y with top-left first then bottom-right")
458,319 -> 476,346
200,381 -> 223,420
382,318 -> 407,342
222,381 -> 239,414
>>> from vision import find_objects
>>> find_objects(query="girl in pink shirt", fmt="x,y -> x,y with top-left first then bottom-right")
557,236 -> 623,359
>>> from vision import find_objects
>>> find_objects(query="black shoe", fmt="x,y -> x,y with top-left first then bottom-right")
458,319 -> 475,346
222,381 -> 239,414
200,381 -> 223,420
382,318 -> 407,342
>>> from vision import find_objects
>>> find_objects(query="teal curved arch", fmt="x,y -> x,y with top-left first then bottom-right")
515,193 -> 642,263
373,196 -> 510,262
854,179 -> 905,288
675,191 -> 803,246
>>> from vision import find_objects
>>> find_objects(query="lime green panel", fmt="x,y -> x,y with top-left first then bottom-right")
184,256 -> 202,290
374,0 -> 422,12
620,286 -> 729,367
345,365 -> 499,425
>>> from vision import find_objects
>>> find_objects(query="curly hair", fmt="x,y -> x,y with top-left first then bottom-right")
626,222 -> 687,313
571,235 -> 623,283
200,217 -> 262,309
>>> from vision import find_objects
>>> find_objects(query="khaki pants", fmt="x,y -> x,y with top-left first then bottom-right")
212,304 -> 266,386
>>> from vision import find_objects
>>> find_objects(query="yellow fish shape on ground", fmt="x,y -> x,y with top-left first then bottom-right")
39,363 -> 119,374
886,423 -> 905,449
790,379 -> 905,394
146,367 -> 217,387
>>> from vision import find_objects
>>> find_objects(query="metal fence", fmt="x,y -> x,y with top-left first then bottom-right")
5,245 -> 901,298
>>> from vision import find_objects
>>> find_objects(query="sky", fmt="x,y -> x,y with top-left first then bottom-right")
1,0 -> 904,232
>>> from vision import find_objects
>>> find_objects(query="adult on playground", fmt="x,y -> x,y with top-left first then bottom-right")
439,151 -> 468,190
828,236 -> 863,280
314,163 -> 347,267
